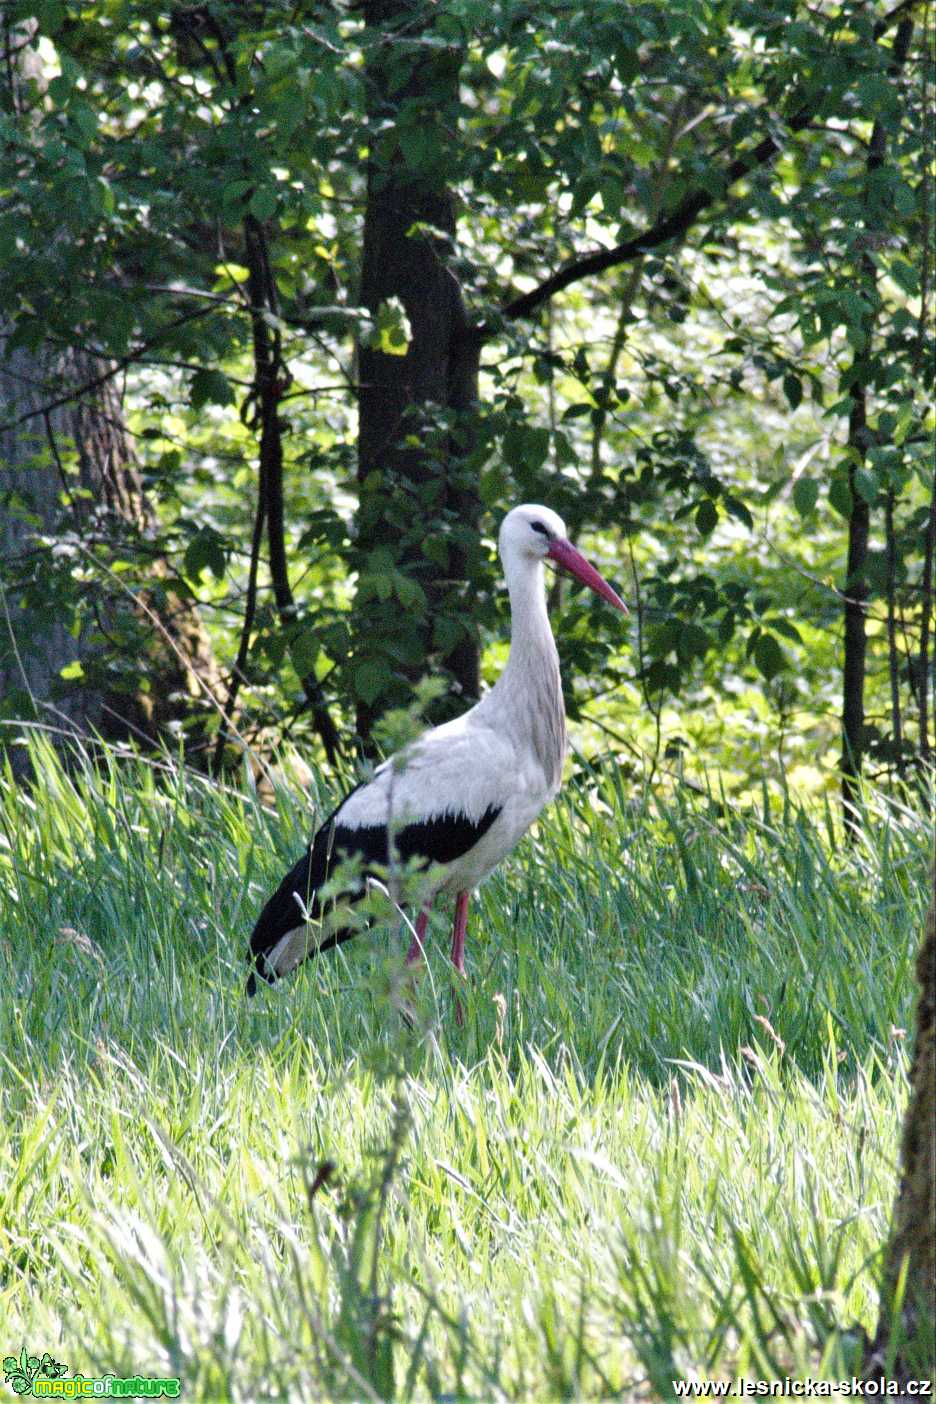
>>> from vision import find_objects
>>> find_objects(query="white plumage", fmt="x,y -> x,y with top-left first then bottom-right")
247,503 -> 626,1003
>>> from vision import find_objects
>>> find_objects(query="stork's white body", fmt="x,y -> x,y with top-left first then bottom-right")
247,503 -> 625,999
339,706 -> 560,899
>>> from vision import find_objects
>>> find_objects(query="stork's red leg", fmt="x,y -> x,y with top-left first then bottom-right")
406,903 -> 432,965
450,891 -> 470,1025
450,891 -> 469,976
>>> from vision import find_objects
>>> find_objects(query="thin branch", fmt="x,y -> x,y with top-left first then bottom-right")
42,411 -> 80,525
762,536 -> 890,617
144,283 -> 241,305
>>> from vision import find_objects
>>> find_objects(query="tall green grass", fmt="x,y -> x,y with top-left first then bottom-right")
0,734 -> 929,1400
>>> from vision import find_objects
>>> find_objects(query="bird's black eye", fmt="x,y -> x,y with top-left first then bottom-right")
530,521 -> 550,537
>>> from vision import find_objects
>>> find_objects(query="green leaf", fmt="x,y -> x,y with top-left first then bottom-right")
857,72 -> 899,116
552,430 -> 578,467
393,573 -> 426,610
190,369 -> 235,410
502,424 -> 550,472
59,660 -> 84,681
753,633 -> 785,681
272,88 -> 305,139
249,186 -> 278,221
647,620 -> 678,659
47,73 -> 72,105
892,182 -> 915,216
839,290 -> 870,326
222,180 -> 253,206
6,317 -> 45,356
94,177 -> 115,215
889,259 -> 919,295
354,660 -> 390,706
288,629 -> 319,678
71,101 -> 98,140
793,477 -> 819,517
397,121 -> 435,172
422,537 -> 449,568
366,297 -> 411,357
771,618 -> 803,643
184,528 -> 227,582
853,467 -> 879,504
723,496 -> 754,530
432,615 -> 462,650
676,623 -> 712,664
828,474 -> 853,519
695,500 -> 718,536
35,0 -> 65,31
782,373 -> 802,409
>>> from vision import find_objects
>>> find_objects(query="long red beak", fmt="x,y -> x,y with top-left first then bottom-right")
547,538 -> 628,613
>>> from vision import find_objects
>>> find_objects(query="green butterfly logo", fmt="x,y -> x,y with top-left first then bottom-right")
2,1349 -> 68,1395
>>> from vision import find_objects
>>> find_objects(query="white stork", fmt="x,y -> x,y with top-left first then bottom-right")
246,503 -> 627,1001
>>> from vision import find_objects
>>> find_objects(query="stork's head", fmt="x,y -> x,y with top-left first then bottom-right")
499,503 -> 628,613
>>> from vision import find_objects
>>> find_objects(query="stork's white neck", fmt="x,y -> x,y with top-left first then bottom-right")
501,555 -> 556,668
483,550 -> 566,789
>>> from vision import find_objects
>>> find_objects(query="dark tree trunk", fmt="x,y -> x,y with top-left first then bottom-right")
353,0 -> 480,745
0,345 -> 218,769
865,869 -> 935,1384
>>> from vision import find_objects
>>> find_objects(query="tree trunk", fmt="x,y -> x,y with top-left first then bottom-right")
865,869 -> 936,1383
353,0 -> 480,745
0,345 -> 219,769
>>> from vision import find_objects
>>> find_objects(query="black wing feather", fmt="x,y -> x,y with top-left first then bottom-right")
247,799 -> 501,993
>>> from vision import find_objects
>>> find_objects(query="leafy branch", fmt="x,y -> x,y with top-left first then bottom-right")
492,1 -> 923,327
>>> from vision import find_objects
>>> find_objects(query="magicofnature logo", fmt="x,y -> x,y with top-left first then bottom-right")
3,1350 -> 181,1398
